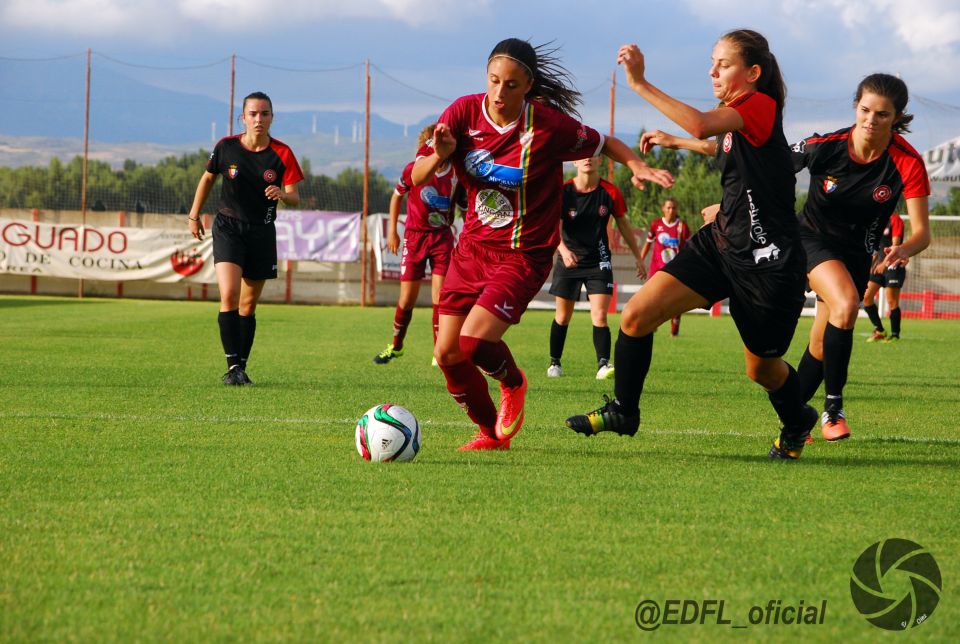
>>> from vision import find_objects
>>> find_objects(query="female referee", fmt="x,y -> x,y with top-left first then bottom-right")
188,91 -> 303,386
792,74 -> 930,441
567,30 -> 816,459
414,37 -> 674,451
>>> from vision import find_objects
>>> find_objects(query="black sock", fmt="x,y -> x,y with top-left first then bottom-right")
864,304 -> 884,332
823,323 -> 853,413
767,364 -> 806,434
239,314 -> 256,369
218,310 -> 243,370
549,320 -> 568,364
890,307 -> 901,337
593,325 -> 611,366
797,346 -> 824,404
613,330 -> 652,414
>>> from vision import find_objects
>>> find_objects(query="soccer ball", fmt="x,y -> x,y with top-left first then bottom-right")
355,404 -> 421,462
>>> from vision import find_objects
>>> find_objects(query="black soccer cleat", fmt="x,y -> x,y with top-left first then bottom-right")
566,395 -> 639,437
768,404 -> 818,460
223,366 -> 249,386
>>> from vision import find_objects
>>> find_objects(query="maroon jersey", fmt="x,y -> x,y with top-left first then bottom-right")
647,218 -> 690,275
395,160 -> 456,232
206,135 -> 303,225
560,179 -> 626,269
425,94 -> 604,256
792,127 -> 929,254
714,92 -> 797,270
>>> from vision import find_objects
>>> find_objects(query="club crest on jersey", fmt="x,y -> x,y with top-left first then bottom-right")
598,205 -> 608,217
227,165 -> 239,179
722,132 -> 733,153
823,176 -> 838,194
873,185 -> 893,203
519,130 -> 534,148
475,189 -> 514,228
263,169 -> 277,182
567,208 -> 578,219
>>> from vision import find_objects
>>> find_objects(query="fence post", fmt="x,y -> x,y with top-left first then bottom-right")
30,209 -> 40,295
922,290 -> 935,319
117,211 -> 125,298
608,281 -> 618,313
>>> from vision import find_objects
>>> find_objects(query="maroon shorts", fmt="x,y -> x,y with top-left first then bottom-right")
438,236 -> 553,324
400,229 -> 454,281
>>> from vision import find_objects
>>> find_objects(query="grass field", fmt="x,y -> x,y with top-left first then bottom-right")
1,295 -> 957,642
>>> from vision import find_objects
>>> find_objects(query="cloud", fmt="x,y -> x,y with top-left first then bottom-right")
0,0 -> 492,37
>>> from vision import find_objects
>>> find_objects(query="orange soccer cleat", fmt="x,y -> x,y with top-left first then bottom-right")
458,432 -> 511,451
821,410 -> 851,441
494,369 -> 527,441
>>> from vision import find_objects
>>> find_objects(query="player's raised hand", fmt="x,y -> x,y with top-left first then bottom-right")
701,203 -> 720,226
630,165 -> 674,191
639,130 -> 680,154
617,44 -> 647,90
432,123 -> 457,161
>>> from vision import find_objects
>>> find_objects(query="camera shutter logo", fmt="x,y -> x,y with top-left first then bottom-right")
850,538 -> 941,631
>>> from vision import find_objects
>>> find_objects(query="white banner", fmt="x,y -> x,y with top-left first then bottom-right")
924,136 -> 960,184
276,210 -> 360,262
0,218 -> 216,283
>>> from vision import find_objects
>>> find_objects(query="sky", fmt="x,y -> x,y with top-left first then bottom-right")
2,0 -> 960,151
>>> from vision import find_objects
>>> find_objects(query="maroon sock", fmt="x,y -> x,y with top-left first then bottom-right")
392,306 -> 413,350
439,360 -> 497,436
461,336 -> 523,388
431,305 -> 440,346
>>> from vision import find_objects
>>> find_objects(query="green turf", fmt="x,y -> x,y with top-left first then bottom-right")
1,295 -> 957,642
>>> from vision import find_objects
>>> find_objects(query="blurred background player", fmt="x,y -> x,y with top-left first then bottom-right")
188,91 -> 303,386
639,197 -> 690,336
547,155 -> 643,380
792,75 -> 930,442
373,125 -> 460,366
863,212 -> 907,342
567,31 -> 817,460
415,37 -> 673,451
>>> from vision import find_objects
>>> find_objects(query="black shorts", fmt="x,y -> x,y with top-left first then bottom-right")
548,260 -> 615,300
660,227 -> 806,358
800,228 -> 873,297
868,265 -> 907,289
213,214 -> 278,281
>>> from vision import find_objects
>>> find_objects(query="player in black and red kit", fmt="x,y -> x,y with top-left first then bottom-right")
188,91 -> 304,385
793,74 -> 930,441
547,155 -> 643,380
863,213 -> 907,342
567,30 -> 817,459
373,125 -> 459,366
414,38 -> 673,451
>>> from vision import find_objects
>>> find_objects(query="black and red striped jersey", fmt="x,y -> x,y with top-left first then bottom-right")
714,92 -> 797,271
791,127 -> 929,254
206,135 -> 304,225
559,178 -> 626,269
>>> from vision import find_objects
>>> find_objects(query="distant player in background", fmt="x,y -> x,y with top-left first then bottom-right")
639,197 -> 690,336
373,125 -> 459,366
415,37 -> 673,451
792,74 -> 930,442
863,213 -> 906,342
547,156 -> 643,380
188,91 -> 303,386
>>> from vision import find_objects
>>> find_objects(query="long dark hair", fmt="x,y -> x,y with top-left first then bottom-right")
487,38 -> 581,118
242,91 -> 273,112
721,29 -> 786,111
855,73 -> 913,134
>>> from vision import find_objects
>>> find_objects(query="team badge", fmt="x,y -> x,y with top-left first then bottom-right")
873,185 -> 893,203
263,169 -> 277,182
722,132 -> 733,153
567,208 -> 578,219
823,176 -> 838,194
228,165 -> 239,179
791,140 -> 806,153
519,130 -> 534,148
598,205 -> 608,216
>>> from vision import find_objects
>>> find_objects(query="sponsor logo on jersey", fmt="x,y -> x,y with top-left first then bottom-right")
746,188 -> 768,245
722,132 -> 733,153
475,189 -> 514,228
464,149 -> 523,189
791,140 -> 806,153
228,165 -> 239,179
419,186 -> 451,213
823,176 -> 838,194
752,243 -> 781,264
467,129 -> 484,138
263,169 -> 277,182
873,185 -> 893,203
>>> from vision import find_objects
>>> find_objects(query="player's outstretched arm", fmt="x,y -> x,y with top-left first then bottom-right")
640,129 -> 716,157
412,123 -> 456,185
601,135 -> 674,191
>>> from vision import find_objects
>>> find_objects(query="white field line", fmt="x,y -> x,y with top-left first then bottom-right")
2,411 -> 959,446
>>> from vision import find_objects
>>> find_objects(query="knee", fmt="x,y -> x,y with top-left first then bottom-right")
830,299 -> 859,329
620,301 -> 656,337
745,359 -> 784,390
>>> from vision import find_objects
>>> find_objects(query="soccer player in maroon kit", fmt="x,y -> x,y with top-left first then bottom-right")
567,31 -> 818,459
414,38 -> 674,451
188,91 -> 303,385
547,155 -> 643,380
792,74 -> 930,441
863,213 -> 907,342
373,125 -> 459,366
639,197 -> 690,336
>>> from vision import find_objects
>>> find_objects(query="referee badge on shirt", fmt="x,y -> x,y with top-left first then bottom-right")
823,176 -> 838,194
228,165 -> 239,179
